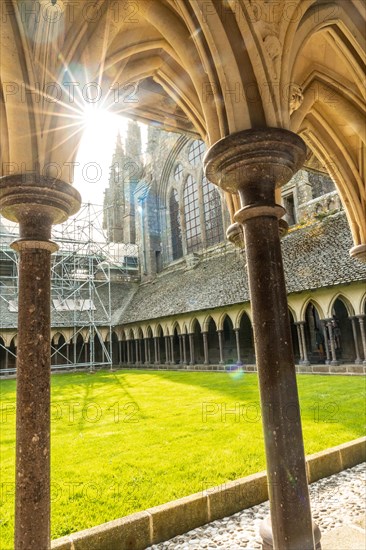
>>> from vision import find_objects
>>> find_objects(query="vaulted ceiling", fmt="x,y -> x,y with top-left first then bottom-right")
1,0 -> 365,253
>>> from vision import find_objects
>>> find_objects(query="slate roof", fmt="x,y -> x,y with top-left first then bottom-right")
1,213 -> 365,331
118,212 -> 366,324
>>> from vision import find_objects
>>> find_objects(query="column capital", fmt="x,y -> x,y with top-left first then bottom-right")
0,174 -> 81,241
204,128 -> 306,198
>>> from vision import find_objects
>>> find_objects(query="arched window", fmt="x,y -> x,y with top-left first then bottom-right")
169,189 -> 183,260
202,176 -> 224,246
188,140 -> 205,166
184,175 -> 201,253
174,163 -> 183,182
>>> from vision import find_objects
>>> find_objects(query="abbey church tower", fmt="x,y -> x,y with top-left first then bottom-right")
103,120 -> 143,244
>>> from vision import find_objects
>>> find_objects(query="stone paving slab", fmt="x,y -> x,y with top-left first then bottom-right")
148,463 -> 366,550
321,525 -> 365,550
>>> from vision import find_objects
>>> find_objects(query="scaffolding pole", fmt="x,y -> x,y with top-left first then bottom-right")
0,203 -> 138,374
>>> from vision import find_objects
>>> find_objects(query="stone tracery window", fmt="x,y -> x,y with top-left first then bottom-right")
202,176 -> 224,246
174,163 -> 183,182
168,139 -> 225,261
188,140 -> 205,166
169,189 -> 183,260
183,175 -> 201,253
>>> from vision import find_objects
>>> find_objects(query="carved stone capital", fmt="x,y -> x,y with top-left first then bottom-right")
204,128 -> 306,201
0,174 -> 81,241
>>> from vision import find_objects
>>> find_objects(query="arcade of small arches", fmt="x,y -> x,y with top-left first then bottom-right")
1,289 -> 365,371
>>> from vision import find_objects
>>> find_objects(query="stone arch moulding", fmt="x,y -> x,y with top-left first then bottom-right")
288,304 -> 298,323
300,298 -> 325,321
2,333 -> 17,347
288,2 -> 366,259
217,311 -> 236,331
359,292 -> 366,315
327,294 -> 356,319
202,314 -> 217,332
171,320 -> 181,335
51,331 -> 66,345
154,323 -> 164,338
234,307 -> 253,329
188,317 -> 201,334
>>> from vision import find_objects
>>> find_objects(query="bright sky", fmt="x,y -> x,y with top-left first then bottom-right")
74,107 -> 147,206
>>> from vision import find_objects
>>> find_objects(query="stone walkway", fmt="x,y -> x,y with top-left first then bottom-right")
148,463 -> 365,549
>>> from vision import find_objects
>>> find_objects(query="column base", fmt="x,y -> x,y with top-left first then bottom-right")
330,360 -> 340,366
301,360 -> 311,366
260,516 -> 321,550
354,359 -> 363,365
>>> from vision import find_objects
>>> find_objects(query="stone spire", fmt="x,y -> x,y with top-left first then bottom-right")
125,120 -> 142,160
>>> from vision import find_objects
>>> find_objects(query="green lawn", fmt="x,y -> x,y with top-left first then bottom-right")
0,370 -> 365,547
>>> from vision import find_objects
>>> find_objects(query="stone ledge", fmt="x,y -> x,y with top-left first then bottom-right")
115,364 -> 366,375
51,512 -> 151,550
51,437 -> 366,550
147,492 -> 209,544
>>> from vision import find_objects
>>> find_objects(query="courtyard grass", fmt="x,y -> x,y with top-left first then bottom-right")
0,370 -> 365,548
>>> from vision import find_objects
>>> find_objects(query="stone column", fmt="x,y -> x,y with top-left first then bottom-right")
144,338 -> 149,365
127,340 -> 131,364
295,323 -> 304,363
182,334 -> 187,365
135,339 -> 139,365
217,330 -> 224,364
178,335 -> 183,364
205,129 -> 316,550
165,336 -> 170,364
321,320 -> 331,364
73,337 -> 77,365
154,337 -> 159,364
357,316 -> 366,365
170,335 -> 175,364
189,333 -> 195,365
326,320 -> 339,366
234,329 -> 242,366
147,338 -> 151,364
0,174 -> 80,550
202,332 -> 209,365
349,317 -> 362,364
299,322 -> 310,366
138,339 -> 143,364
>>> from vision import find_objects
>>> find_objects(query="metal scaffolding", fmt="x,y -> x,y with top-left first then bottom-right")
0,203 -> 138,374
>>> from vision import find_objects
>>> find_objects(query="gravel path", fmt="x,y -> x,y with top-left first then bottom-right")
148,463 -> 365,549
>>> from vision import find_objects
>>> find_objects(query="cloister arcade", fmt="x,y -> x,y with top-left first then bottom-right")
1,286 -> 365,372
1,1 -> 365,549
